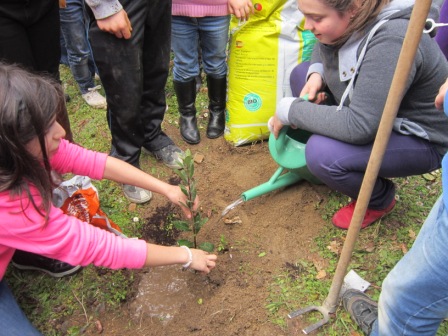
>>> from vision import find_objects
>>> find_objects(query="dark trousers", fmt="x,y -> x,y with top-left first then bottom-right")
88,0 -> 173,167
0,0 -> 73,141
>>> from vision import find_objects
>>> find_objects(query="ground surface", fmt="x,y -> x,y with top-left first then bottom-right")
82,123 -> 331,336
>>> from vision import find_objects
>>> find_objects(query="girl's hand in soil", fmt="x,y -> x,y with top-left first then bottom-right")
144,245 -> 216,272
166,185 -> 199,219
190,248 -> 217,274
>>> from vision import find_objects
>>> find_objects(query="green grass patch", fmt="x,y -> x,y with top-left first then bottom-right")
266,174 -> 448,335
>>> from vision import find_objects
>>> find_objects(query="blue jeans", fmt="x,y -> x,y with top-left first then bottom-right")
171,15 -> 230,82
60,0 -> 95,94
305,133 -> 442,209
371,196 -> 448,335
0,281 -> 42,335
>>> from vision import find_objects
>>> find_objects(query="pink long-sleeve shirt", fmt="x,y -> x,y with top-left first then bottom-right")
172,0 -> 229,17
0,140 -> 147,279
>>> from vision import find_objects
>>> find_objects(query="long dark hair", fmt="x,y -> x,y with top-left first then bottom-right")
0,63 -> 65,224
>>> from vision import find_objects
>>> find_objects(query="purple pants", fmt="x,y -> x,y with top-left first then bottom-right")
435,1 -> 448,60
305,133 -> 442,209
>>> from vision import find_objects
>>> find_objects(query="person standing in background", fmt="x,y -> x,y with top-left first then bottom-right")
0,0 -> 73,142
171,0 -> 254,144
85,0 -> 186,204
60,0 -> 107,109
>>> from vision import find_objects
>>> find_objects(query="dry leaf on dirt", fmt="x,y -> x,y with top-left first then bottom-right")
95,320 -> 103,333
194,153 -> 204,163
223,216 -> 242,225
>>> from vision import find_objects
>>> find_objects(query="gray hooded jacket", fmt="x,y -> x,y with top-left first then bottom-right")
280,0 -> 448,154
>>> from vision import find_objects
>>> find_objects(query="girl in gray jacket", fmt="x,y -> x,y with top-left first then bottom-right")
270,0 -> 448,229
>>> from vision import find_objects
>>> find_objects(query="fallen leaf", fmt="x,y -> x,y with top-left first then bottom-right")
327,240 -> 341,254
400,243 -> 408,254
422,173 -> 436,181
408,229 -> 416,240
224,216 -> 242,225
194,153 -> 205,163
316,269 -> 327,280
95,320 -> 103,333
364,241 -> 375,253
128,203 -> 137,212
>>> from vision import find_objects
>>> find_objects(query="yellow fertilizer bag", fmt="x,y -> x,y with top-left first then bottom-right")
225,0 -> 316,146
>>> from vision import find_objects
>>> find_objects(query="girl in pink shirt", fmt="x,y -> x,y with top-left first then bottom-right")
0,63 -> 217,335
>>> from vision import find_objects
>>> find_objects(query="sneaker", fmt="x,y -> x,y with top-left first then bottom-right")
12,250 -> 81,278
82,85 -> 107,109
122,184 -> 152,204
332,198 -> 396,230
145,144 -> 184,170
342,289 -> 378,335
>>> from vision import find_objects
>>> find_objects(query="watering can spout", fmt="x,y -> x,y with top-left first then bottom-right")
241,167 -> 303,201
221,126 -> 320,217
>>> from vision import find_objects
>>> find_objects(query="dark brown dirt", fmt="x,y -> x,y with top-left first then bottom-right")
82,123 -> 330,335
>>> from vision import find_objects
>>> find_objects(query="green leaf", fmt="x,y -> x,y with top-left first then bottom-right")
258,252 -> 266,257
177,240 -> 193,248
199,242 -> 214,252
177,169 -> 188,183
180,185 -> 189,197
183,154 -> 192,168
172,220 -> 191,231
190,185 -> 197,201
194,216 -> 208,232
188,160 -> 195,178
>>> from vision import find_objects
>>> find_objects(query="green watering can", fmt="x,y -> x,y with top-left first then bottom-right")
221,124 -> 321,217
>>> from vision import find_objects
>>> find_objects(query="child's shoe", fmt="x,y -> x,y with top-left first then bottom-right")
332,198 -> 396,230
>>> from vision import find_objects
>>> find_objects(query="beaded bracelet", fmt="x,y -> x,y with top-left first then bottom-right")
180,245 -> 193,268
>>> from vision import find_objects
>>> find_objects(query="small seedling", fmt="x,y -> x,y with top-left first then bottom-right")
217,234 -> 229,253
172,149 -> 214,252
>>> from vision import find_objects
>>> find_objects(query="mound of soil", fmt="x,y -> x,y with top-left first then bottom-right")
85,124 -> 330,335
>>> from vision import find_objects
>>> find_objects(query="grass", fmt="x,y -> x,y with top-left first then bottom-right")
266,174 -> 448,335
5,63 -> 448,335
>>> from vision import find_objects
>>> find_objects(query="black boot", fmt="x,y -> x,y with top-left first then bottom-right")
206,76 -> 226,139
174,80 -> 200,144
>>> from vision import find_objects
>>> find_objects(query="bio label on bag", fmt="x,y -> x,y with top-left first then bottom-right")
225,0 -> 316,146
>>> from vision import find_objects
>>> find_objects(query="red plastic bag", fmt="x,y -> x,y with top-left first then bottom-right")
53,175 -> 126,238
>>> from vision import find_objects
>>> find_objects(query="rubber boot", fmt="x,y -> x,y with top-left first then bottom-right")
174,79 -> 200,144
207,76 -> 226,139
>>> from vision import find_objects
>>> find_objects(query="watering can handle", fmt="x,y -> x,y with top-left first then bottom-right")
275,94 -> 309,154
